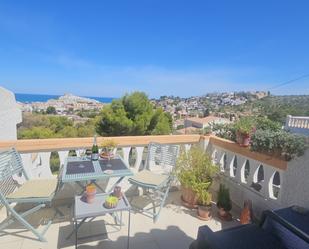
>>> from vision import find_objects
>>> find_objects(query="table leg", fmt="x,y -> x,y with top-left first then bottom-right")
127,210 -> 131,249
76,181 -> 86,195
67,218 -> 87,240
75,219 -> 78,249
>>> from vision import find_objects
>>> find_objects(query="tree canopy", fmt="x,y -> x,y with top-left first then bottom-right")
96,92 -> 172,136
18,113 -> 96,139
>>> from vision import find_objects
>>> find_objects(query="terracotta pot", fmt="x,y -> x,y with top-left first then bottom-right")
217,207 -> 232,221
197,205 -> 212,221
86,184 -> 96,204
86,193 -> 96,204
113,186 -> 122,199
240,200 -> 252,224
218,207 -> 226,217
237,131 -> 250,147
181,187 -> 198,208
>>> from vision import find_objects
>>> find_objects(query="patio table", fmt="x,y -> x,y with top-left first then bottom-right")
72,192 -> 131,249
61,155 -> 133,193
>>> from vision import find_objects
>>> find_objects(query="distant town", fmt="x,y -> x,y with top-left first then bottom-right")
18,91 -> 269,135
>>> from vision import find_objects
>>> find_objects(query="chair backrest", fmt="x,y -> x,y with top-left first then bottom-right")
145,142 -> 179,174
0,148 -> 28,200
261,209 -> 309,249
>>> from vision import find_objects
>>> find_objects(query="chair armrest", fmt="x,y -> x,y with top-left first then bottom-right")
260,210 -> 309,244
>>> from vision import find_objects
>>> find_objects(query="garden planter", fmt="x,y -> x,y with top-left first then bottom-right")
197,205 -> 212,221
181,187 -> 198,208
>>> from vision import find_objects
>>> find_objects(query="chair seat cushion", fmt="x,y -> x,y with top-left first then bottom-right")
7,179 -> 58,200
129,170 -> 168,188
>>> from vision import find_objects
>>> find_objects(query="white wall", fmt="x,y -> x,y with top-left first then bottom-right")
206,140 -> 309,218
0,87 -> 22,140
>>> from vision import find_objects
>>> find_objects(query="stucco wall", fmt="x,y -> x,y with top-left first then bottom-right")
206,139 -> 309,218
0,87 -> 22,140
280,149 -> 309,208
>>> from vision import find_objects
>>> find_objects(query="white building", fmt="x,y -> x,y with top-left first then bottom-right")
184,116 -> 230,129
0,87 -> 22,140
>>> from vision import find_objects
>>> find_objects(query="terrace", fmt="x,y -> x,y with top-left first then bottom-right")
0,88 -> 308,249
0,133 -> 308,249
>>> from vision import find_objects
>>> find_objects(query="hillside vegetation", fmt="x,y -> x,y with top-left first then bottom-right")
219,95 -> 309,123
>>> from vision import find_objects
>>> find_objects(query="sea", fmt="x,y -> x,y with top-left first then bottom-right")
15,93 -> 114,103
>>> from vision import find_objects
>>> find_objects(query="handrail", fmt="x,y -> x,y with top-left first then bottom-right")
0,134 -> 291,170
207,135 -> 288,170
0,135 -> 202,153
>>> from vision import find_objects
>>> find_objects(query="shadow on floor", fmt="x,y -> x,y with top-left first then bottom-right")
61,225 -> 195,249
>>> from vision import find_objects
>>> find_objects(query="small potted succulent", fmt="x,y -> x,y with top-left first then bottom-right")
104,196 -> 119,209
234,117 -> 256,147
196,188 -> 212,221
216,184 -> 232,221
85,183 -> 96,204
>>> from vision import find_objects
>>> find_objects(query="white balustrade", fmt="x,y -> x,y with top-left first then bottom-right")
285,115 -> 309,135
15,136 -> 309,216
206,142 -> 285,216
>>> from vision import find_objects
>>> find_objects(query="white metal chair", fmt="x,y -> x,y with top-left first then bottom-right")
0,148 -> 59,242
128,142 -> 179,222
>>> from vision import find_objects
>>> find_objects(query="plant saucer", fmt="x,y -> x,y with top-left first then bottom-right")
103,169 -> 113,174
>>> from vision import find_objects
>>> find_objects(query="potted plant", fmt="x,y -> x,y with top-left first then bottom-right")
176,146 -> 217,209
216,184 -> 232,221
101,139 -> 117,158
177,169 -> 199,208
85,183 -> 96,204
234,117 -> 255,147
196,187 -> 213,220
104,196 -> 119,209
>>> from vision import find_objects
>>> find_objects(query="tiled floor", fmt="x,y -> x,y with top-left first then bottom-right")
0,186 -> 239,249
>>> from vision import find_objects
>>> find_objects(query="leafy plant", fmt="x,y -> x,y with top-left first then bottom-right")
255,117 -> 281,132
176,146 -> 218,194
196,186 -> 212,206
101,139 -> 117,152
105,196 -> 118,205
217,184 -> 232,212
234,117 -> 256,135
211,123 -> 237,142
203,126 -> 212,135
250,129 -> 307,160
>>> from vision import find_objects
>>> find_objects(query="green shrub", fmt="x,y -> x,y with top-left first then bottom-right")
216,184 -> 232,212
212,123 -> 237,142
251,129 -> 307,160
50,152 -> 60,174
234,117 -> 256,135
255,117 -> 281,131
176,146 -> 218,194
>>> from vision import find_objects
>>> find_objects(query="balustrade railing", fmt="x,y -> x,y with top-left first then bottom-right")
0,135 -> 201,179
0,134 -> 307,216
285,115 -> 309,136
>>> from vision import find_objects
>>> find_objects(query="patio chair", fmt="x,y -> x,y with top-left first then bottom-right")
0,148 -> 59,242
128,142 -> 179,222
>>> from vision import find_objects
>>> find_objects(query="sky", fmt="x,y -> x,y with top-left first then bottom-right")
0,0 -> 309,98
